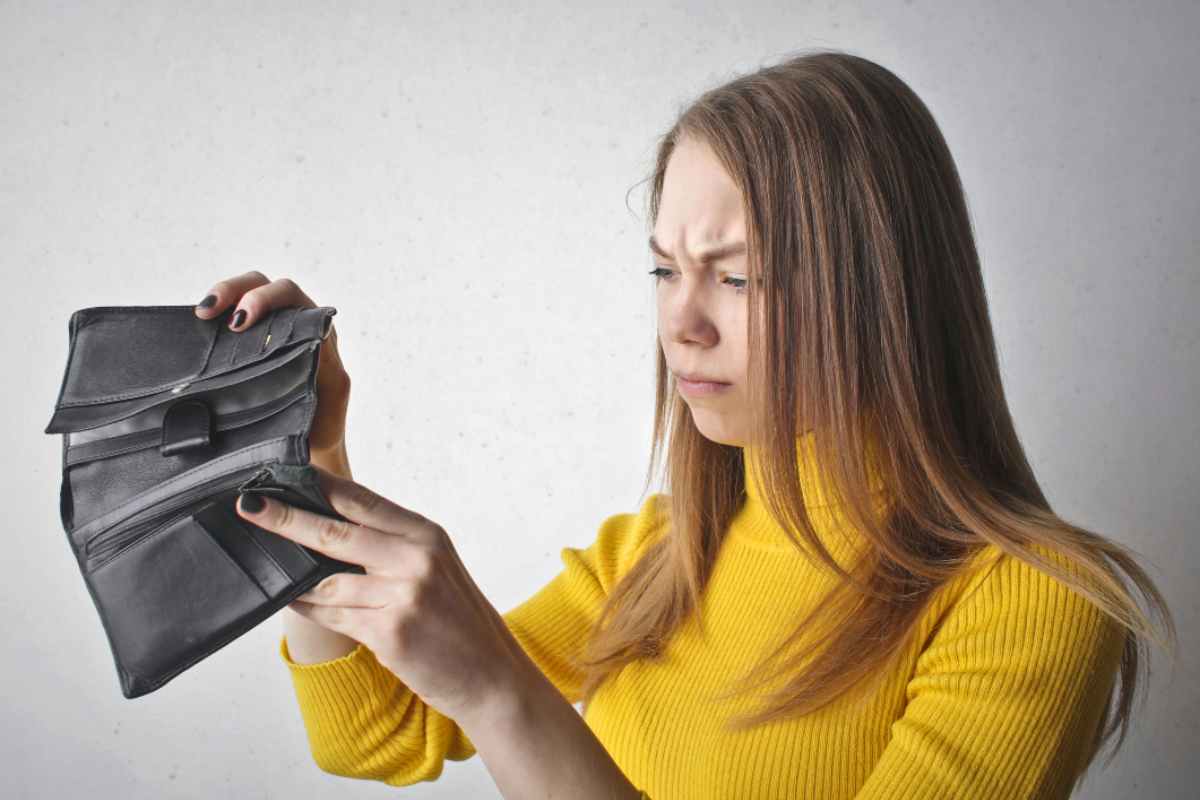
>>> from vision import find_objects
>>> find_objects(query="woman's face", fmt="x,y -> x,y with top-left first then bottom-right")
652,135 -> 752,447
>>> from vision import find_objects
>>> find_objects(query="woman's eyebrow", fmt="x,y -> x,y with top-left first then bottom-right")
649,235 -> 747,264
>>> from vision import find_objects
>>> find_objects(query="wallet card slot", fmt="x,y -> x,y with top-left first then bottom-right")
193,502 -> 295,599
234,508 -> 321,579
206,306 -> 297,374
87,509 -> 271,694
86,505 -> 193,570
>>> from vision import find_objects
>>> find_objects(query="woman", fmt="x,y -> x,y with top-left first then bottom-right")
195,50 -> 1176,799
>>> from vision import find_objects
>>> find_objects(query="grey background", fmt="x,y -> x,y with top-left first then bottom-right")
3,1 -> 1196,798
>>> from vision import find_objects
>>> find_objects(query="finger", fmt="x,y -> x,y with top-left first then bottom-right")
194,270 -> 271,319
309,463 -> 441,544
292,571 -> 404,608
236,492 -> 408,572
227,277 -> 317,332
286,598 -> 370,643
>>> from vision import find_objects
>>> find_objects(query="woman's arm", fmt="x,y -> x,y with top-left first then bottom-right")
459,659 -> 647,800
279,492 -> 668,793
852,545 -> 1126,799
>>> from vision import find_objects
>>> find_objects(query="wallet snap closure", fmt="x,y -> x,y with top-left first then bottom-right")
160,398 -> 212,456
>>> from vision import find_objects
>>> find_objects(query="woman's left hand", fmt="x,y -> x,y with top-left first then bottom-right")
238,464 -> 534,726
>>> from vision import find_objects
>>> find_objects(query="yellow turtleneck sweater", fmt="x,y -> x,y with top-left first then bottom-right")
279,437 -> 1124,799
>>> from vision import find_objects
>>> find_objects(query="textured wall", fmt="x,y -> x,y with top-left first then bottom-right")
3,1 -> 1195,797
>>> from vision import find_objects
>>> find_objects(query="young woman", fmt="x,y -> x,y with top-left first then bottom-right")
196,49 -> 1176,799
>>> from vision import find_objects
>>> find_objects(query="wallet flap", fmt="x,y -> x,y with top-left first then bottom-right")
44,305 -> 335,434
57,306 -> 219,406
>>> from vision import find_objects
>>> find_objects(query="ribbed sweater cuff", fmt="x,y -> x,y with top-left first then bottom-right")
279,634 -> 396,716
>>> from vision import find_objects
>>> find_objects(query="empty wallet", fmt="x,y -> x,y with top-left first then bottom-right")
44,303 -> 365,699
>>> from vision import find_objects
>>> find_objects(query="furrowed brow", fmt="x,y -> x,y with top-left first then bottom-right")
649,235 -> 747,264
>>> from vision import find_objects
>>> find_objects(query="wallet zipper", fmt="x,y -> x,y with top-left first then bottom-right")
84,463 -> 279,568
235,466 -> 280,494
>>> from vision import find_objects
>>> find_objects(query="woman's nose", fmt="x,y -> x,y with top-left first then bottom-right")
662,283 -> 719,347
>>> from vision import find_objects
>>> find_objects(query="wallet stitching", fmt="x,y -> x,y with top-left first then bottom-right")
45,310 -> 91,417
50,312 -> 86,410
72,305 -> 208,313
293,348 -> 321,465
66,436 -> 156,467
193,315 -> 221,381
282,307 -> 299,344
228,317 -> 242,367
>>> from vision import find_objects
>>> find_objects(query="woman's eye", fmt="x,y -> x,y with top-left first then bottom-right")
648,268 -> 749,294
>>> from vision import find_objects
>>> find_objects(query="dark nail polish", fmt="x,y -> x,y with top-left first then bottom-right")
196,294 -> 217,309
238,492 -> 265,513
231,309 -> 247,329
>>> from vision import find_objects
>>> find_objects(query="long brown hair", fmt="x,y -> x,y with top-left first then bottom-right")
572,48 -> 1178,775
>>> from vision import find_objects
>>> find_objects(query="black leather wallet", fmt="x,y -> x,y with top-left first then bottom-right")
44,304 -> 365,698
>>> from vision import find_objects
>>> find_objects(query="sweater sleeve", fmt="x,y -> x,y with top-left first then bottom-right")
852,543 -> 1126,800
278,493 -> 669,788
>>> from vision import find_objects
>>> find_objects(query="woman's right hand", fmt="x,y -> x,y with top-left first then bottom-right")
193,270 -> 353,473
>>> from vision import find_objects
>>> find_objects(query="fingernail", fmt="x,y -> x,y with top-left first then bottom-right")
231,309 -> 247,329
238,492 -> 265,514
196,294 -> 217,309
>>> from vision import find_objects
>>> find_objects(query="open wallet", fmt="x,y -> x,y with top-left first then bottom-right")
43,303 -> 365,699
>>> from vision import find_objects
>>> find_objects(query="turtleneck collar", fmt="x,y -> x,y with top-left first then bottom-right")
732,428 -> 888,552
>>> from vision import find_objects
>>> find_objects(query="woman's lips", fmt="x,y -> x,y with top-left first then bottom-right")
676,376 -> 732,396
